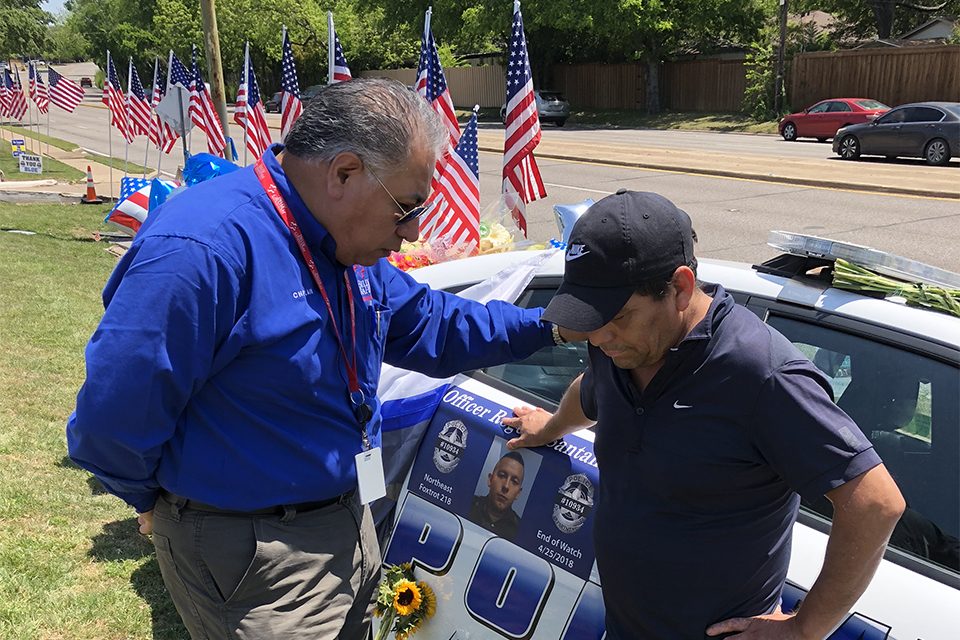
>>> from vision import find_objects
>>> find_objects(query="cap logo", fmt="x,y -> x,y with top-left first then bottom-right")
566,244 -> 591,261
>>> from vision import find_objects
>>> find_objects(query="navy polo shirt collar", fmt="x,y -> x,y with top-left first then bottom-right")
672,283 -> 732,350
261,144 -> 339,266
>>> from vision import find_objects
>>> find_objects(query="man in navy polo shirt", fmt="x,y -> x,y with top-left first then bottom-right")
504,190 -> 906,639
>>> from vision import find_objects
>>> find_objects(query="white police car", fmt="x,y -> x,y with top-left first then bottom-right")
378,233 -> 959,640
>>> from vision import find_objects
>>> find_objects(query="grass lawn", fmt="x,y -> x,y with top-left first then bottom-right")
0,124 -> 78,152
0,203 -> 188,640
0,152 -> 85,183
456,107 -> 779,134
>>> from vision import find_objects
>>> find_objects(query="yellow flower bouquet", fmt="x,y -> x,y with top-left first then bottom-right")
373,563 -> 437,640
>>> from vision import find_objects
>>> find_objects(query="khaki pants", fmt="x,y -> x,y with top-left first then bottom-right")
151,492 -> 380,640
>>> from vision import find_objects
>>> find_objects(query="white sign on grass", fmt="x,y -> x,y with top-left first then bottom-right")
18,154 -> 43,174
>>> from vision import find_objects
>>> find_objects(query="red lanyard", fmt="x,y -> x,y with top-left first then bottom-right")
255,159 -> 371,440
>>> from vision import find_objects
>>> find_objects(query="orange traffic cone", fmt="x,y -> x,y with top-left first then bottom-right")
80,165 -> 103,205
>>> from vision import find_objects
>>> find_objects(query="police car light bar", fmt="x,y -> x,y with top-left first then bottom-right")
768,231 -> 960,289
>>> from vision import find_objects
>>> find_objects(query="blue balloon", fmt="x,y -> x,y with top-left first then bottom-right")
553,199 -> 594,244
183,153 -> 240,186
148,178 -> 177,213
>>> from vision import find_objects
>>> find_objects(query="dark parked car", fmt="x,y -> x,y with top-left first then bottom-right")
79,77 -> 93,88
833,102 -> 960,166
779,98 -> 889,142
265,91 -> 282,113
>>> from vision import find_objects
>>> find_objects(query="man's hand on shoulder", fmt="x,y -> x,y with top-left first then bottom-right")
706,609 -> 814,640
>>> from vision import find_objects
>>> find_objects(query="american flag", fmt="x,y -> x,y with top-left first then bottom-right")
28,63 -> 49,114
420,109 -> 480,253
47,67 -> 85,112
415,20 -> 459,146
279,27 -> 302,139
328,15 -> 352,83
126,60 -> 153,138
0,72 -> 9,118
189,45 -> 226,156
150,58 -> 178,153
501,4 -> 546,237
234,41 -> 272,160
104,52 -> 132,142
106,176 -> 151,234
8,69 -> 27,121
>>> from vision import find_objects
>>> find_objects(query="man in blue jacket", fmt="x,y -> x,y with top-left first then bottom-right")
67,78 -> 566,639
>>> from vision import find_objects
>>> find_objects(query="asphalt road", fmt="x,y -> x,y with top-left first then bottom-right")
484,121 -> 840,160
511,153 -> 960,272
27,100 -> 960,273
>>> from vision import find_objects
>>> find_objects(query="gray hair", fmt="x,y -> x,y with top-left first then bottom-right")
283,78 -> 449,176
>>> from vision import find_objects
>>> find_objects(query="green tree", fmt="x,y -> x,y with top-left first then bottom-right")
65,0 -> 160,70
0,0 -> 51,59
796,0 -> 960,41
43,17 -> 90,61
364,0 -> 770,113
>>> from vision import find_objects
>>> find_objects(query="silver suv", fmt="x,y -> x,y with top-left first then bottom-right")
501,90 -> 570,127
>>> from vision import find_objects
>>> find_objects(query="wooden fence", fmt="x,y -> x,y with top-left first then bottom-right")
364,45 -> 958,113
362,66 -> 507,108
662,59 -> 747,112
551,63 -> 646,109
790,46 -> 960,110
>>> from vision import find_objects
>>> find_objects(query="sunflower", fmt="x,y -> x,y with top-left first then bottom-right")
392,580 -> 422,616
419,581 -> 437,618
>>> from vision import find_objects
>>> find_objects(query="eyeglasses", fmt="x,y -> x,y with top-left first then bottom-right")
367,165 -> 434,225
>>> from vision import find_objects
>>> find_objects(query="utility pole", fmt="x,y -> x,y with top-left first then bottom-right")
773,0 -> 788,116
199,0 -> 230,141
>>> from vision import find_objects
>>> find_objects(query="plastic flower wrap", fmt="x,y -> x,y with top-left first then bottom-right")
477,220 -> 516,254
373,563 -> 437,640
386,197 -> 548,270
387,241 -> 437,271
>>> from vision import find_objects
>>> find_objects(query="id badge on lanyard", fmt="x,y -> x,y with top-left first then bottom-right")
255,158 -> 385,504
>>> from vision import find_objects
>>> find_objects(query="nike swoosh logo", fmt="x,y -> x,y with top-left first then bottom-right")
673,401 -> 693,409
566,249 -> 590,261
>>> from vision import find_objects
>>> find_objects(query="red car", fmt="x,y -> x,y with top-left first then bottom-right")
779,98 -> 889,142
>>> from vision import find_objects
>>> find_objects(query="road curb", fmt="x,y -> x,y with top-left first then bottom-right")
479,145 -> 959,200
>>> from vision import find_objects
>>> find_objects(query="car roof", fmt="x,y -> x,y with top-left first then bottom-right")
412,250 -> 960,350
891,102 -> 959,109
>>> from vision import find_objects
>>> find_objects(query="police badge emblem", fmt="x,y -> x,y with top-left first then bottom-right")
433,420 -> 468,473
553,473 -> 594,534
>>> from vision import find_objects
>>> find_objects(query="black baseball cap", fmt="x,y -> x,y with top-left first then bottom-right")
543,190 -> 695,332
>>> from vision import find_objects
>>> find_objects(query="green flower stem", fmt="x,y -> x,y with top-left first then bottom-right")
374,609 -> 396,640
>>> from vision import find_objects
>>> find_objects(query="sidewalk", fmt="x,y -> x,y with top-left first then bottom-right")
476,131 -> 960,200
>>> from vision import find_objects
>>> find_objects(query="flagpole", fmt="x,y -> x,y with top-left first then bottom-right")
242,41 -> 249,166
32,66 -> 40,156
25,67 -> 34,155
25,65 -> 32,155
424,7 -> 432,44
124,58 -> 133,177
327,12 -> 335,85
143,59 -> 153,178
106,51 -> 115,200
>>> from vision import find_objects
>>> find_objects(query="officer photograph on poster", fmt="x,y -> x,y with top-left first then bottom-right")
467,437 -> 543,541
